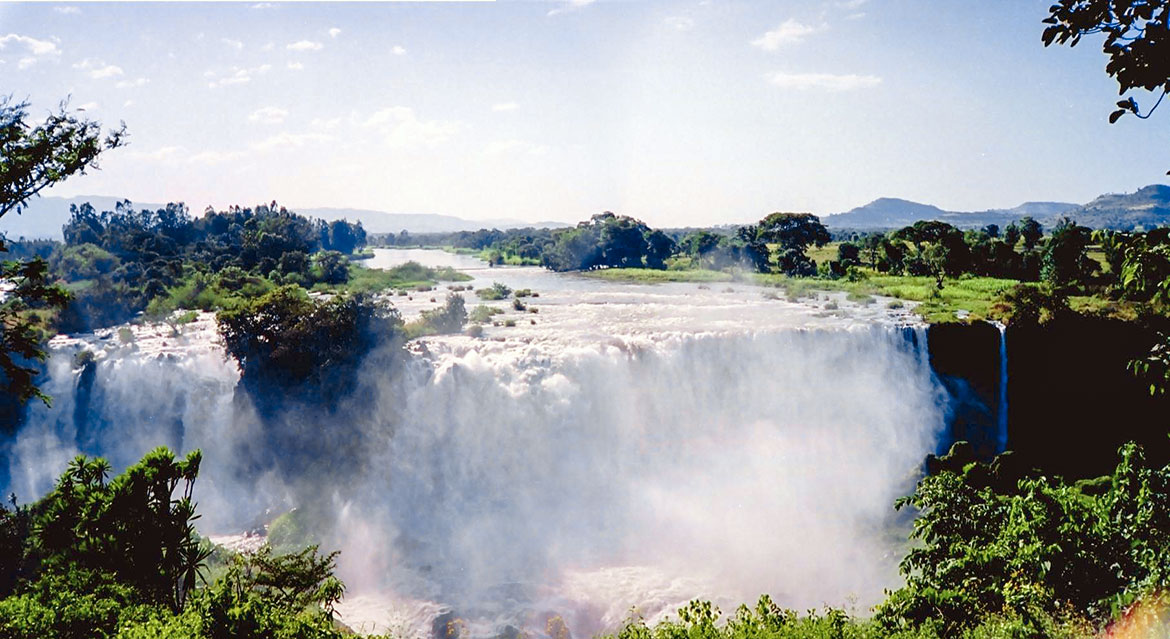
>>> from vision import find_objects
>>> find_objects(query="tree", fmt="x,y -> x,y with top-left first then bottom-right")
751,212 -> 830,275
1,97 -> 124,408
1019,216 -> 1044,251
1003,221 -> 1021,249
1,97 -> 126,218
1041,217 -> 1096,288
1043,0 -> 1170,127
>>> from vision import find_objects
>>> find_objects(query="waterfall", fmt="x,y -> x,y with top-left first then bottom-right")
994,322 -> 1009,453
6,308 -> 949,638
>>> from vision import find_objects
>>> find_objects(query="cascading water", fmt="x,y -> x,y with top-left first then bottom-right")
4,255 -> 952,639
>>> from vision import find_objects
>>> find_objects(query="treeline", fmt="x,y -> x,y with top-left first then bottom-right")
6,201 -> 368,332
372,211 -> 828,274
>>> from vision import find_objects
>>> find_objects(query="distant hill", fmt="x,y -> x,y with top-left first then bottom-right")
0,196 -> 569,240
296,207 -> 569,234
1059,185 -> 1170,230
825,198 -> 1078,231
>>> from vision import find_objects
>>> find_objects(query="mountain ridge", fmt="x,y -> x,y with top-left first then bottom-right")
824,184 -> 1170,231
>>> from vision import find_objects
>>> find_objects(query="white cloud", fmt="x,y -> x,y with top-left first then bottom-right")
0,33 -> 60,68
123,100 -> 134,108
362,106 -> 461,149
127,146 -> 185,162
838,0 -> 868,8
492,102 -> 519,112
548,0 -> 595,17
311,117 -> 342,130
222,38 -> 244,51
76,101 -> 99,111
188,150 -> 247,165
767,71 -> 882,91
115,77 -> 149,89
752,19 -> 824,50
287,40 -> 323,52
484,139 -> 549,157
54,6 -> 81,14
392,45 -> 407,56
262,42 -> 275,52
287,61 -> 304,70
251,3 -> 274,8
329,27 -> 341,39
74,58 -> 124,79
251,131 -> 334,152
664,16 -> 695,31
207,64 -> 271,88
248,106 -> 289,125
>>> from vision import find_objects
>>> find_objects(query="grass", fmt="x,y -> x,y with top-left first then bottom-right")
805,241 -> 841,266
317,261 -> 471,295
752,271 -> 1020,323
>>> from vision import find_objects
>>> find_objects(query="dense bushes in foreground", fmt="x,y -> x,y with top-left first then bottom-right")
0,447 -> 375,639
4,440 -> 1169,639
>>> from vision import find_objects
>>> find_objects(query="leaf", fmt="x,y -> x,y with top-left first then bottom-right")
1110,109 -> 1126,123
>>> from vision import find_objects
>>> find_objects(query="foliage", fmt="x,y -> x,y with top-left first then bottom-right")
0,450 -> 372,639
542,212 -> 677,272
1,250 -> 70,406
34,449 -> 210,612
0,97 -> 124,410
1040,218 -> 1096,289
216,285 -> 402,392
406,294 -> 467,338
1043,0 -> 1170,125
877,442 -> 1170,635
50,200 -> 371,330
989,283 -> 1071,325
469,304 -> 505,323
0,96 -> 126,218
598,595 -> 1087,639
476,281 -> 513,300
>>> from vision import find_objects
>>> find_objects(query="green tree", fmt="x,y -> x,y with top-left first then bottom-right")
751,212 -> 830,275
1,97 -> 124,408
1040,218 -> 1096,288
1043,0 -> 1170,128
1003,221 -> 1021,249
1019,216 -> 1044,251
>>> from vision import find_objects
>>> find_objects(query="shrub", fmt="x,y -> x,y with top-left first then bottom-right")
476,282 -> 512,300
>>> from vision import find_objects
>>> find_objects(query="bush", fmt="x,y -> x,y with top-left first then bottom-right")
406,294 -> 467,338
469,305 -> 503,323
476,282 -> 512,300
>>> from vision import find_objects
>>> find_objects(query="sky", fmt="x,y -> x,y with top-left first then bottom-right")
1,0 -> 1168,227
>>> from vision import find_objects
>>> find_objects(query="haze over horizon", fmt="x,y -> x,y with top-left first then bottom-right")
3,0 -> 1167,228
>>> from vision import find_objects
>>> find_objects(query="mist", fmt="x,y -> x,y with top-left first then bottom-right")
4,281 -> 950,638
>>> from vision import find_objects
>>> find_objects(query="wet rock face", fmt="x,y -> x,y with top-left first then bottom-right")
1005,316 -> 1170,478
926,321 -> 1002,459
928,317 -> 1170,478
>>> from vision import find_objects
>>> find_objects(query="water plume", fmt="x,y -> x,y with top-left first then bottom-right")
5,261 -> 952,638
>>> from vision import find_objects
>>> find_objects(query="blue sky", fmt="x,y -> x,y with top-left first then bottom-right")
1,0 -> 1167,227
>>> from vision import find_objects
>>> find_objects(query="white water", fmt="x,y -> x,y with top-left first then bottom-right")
6,250 -> 949,638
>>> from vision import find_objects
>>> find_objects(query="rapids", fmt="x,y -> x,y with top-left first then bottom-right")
4,249 -> 950,639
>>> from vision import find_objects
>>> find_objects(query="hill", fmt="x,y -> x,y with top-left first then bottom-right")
1060,184 -> 1170,230
825,198 -> 1078,231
